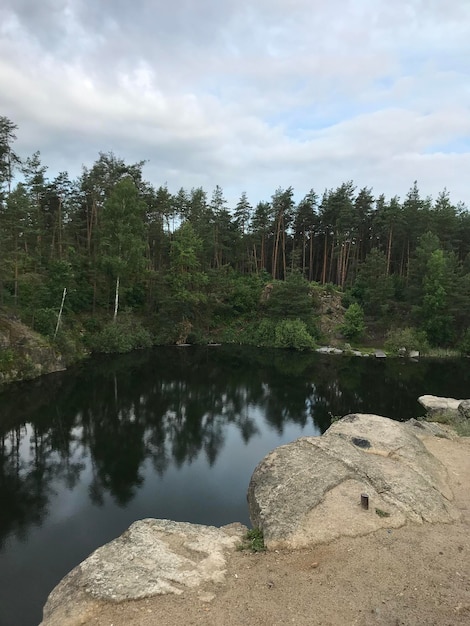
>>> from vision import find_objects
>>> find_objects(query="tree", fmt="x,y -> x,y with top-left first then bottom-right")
271,187 -> 294,280
293,190 -> 318,280
353,248 -> 394,316
420,249 -> 454,345
340,303 -> 365,341
251,201 -> 272,273
22,151 -> 48,267
0,116 -> 20,199
163,221 -> 209,341
98,178 -> 147,319
234,192 -> 252,272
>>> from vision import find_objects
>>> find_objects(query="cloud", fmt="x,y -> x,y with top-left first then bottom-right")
0,0 -> 469,206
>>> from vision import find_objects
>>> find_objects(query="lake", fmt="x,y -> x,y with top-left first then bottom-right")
0,346 -> 469,626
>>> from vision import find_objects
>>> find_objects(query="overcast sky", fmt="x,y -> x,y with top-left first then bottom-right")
1,0 -> 469,207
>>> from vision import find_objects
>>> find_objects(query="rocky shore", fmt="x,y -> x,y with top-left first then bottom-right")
40,401 -> 470,626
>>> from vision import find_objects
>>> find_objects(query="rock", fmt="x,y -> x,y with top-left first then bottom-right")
375,350 -> 386,358
41,519 -> 247,626
405,418 -> 454,439
409,350 -> 420,359
458,400 -> 470,420
418,395 -> 462,419
247,414 -> 458,550
0,315 -> 66,387
316,346 -> 343,354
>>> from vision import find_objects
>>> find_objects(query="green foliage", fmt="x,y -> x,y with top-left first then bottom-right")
0,348 -> 14,373
3,114 -> 470,363
88,317 -> 152,353
264,272 -> 314,321
33,308 -> 58,338
273,318 -> 316,350
420,249 -> 454,346
384,327 -> 430,355
340,303 -> 365,340
238,528 -> 265,552
226,275 -> 262,316
170,221 -> 203,273
353,249 -> 394,317
227,317 -> 316,350
458,328 -> 470,356
422,412 -> 470,437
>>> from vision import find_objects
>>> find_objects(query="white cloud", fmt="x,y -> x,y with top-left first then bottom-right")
0,0 -> 469,206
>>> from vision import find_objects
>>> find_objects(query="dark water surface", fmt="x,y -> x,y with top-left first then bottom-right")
0,346 -> 469,626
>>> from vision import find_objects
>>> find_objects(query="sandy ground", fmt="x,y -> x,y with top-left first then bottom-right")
67,435 -> 470,626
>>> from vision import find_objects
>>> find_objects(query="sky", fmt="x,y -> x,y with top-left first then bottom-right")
1,0 -> 469,208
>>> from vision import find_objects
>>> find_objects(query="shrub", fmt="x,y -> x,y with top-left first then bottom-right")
0,349 -> 14,373
254,318 -> 277,346
384,327 -> 430,355
33,308 -> 58,338
273,319 -> 316,350
458,328 -> 470,356
340,303 -> 365,341
90,318 -> 152,353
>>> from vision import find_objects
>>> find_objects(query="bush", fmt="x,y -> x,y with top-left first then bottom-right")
0,348 -> 14,373
90,318 -> 152,353
340,303 -> 365,341
254,318 -> 277,346
384,327 -> 430,355
458,328 -> 470,356
263,272 -> 314,321
273,319 -> 316,350
33,308 -> 58,338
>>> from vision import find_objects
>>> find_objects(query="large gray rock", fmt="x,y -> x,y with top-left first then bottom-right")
418,395 -> 462,418
458,399 -> 470,420
248,414 -> 458,550
41,519 -> 246,626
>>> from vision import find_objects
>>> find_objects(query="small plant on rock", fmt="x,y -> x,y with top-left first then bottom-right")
238,528 -> 266,552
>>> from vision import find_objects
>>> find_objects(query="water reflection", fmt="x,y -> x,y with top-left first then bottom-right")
0,347 -> 469,626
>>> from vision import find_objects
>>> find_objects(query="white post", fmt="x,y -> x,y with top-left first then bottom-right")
54,288 -> 67,339
113,276 -> 120,322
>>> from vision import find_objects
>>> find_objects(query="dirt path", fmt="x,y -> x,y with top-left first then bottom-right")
64,435 -> 470,626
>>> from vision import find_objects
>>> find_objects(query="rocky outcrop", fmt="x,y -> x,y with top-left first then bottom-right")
41,519 -> 246,626
458,399 -> 470,420
0,315 -> 65,387
418,395 -> 470,421
418,395 -> 463,418
247,414 -> 458,550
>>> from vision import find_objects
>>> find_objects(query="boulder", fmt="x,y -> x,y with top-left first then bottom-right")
458,399 -> 470,420
41,519 -> 246,626
247,414 -> 458,550
418,395 -> 462,419
316,346 -> 343,354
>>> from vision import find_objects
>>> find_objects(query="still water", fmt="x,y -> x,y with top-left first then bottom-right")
0,346 -> 469,626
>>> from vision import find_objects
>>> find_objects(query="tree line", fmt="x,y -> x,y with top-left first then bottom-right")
1,114 -> 470,353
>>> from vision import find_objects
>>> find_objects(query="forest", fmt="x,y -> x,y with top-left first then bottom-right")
1,114 -> 470,362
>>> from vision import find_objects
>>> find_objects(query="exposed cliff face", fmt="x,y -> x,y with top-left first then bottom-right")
0,315 -> 65,388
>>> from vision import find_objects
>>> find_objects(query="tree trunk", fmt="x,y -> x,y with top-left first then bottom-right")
386,226 -> 393,275
54,288 -> 67,339
113,276 -> 120,321
321,235 -> 328,284
309,233 -> 314,281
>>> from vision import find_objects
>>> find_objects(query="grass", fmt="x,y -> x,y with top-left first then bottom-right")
238,528 -> 266,552
422,412 -> 470,437
375,508 -> 391,518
